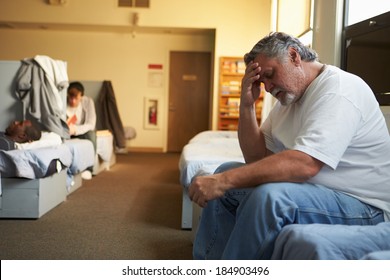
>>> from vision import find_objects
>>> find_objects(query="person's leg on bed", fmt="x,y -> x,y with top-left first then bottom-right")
72,130 -> 96,179
193,162 -> 250,259
219,182 -> 384,259
192,162 -> 384,260
271,222 -> 390,260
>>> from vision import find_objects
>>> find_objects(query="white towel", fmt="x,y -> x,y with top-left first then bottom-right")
34,55 -> 69,112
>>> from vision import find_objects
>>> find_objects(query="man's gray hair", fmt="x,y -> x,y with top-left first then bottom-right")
244,32 -> 318,65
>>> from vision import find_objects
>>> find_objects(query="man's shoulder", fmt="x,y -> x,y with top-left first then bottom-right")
0,133 -> 17,151
82,95 -> 95,105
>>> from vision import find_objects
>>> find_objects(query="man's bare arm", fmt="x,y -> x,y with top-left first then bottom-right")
238,61 -> 268,162
189,150 -> 324,207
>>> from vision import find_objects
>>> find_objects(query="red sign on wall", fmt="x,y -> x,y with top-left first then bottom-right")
148,64 -> 163,70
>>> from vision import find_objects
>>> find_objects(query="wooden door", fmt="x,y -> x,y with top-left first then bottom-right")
168,51 -> 212,152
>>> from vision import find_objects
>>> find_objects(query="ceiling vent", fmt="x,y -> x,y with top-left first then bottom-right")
118,0 -> 149,8
47,0 -> 67,5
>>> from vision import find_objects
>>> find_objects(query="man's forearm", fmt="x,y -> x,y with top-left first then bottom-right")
238,104 -> 266,163
221,150 -> 324,190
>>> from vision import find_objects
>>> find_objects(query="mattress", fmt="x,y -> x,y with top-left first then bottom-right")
179,130 -> 244,188
64,138 -> 95,175
179,130 -> 244,229
96,130 -> 114,162
93,130 -> 115,175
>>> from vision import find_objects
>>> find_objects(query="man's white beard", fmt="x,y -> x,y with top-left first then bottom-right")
280,92 -> 296,106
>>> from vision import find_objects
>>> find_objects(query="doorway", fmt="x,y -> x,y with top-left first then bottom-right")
167,51 -> 212,152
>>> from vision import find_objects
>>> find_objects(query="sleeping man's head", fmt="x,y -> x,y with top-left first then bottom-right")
5,120 -> 42,143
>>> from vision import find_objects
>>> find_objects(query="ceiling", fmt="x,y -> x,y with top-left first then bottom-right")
0,21 -> 215,36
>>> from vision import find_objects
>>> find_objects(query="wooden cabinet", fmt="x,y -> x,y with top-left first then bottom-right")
218,57 -> 263,130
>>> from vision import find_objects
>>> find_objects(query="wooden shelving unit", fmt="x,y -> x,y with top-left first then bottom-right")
218,57 -> 263,130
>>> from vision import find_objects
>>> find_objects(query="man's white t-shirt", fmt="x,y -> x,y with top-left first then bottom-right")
261,65 -> 390,220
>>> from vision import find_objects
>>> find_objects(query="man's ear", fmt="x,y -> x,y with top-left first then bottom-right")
288,47 -> 301,65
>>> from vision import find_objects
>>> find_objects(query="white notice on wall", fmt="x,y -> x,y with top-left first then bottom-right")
148,72 -> 163,88
147,64 -> 163,88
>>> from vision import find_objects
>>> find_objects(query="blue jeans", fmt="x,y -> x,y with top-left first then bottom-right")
193,162 -> 384,260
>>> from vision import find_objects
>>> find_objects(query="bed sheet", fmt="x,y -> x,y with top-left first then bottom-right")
0,144 -> 72,179
271,222 -> 390,260
179,130 -> 244,188
188,130 -> 239,144
63,138 -> 95,190
63,138 -> 95,174
96,130 -> 114,162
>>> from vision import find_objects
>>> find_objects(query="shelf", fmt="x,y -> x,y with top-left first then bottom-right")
221,72 -> 245,76
218,56 -> 263,131
220,93 -> 241,97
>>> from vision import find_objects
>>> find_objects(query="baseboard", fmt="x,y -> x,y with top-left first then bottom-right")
127,147 -> 164,153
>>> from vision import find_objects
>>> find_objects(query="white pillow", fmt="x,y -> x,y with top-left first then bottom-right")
15,132 -> 62,150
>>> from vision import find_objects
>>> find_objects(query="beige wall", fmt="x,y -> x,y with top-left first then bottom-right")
0,0 -> 271,151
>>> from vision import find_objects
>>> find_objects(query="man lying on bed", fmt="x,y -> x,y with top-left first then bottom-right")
0,120 -> 42,150
0,119 -> 71,178
189,32 -> 390,260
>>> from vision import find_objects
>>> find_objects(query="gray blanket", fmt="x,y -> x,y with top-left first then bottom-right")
0,144 -> 72,179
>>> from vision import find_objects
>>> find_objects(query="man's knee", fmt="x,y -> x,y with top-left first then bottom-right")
250,182 -> 290,199
245,182 -> 303,210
